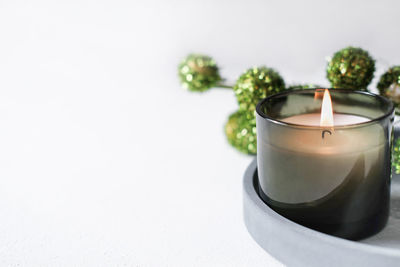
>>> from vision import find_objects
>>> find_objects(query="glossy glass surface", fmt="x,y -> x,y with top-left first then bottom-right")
256,89 -> 395,240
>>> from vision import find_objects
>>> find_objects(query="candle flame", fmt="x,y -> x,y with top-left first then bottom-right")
320,89 -> 334,127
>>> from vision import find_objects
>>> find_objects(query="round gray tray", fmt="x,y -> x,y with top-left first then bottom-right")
243,159 -> 400,267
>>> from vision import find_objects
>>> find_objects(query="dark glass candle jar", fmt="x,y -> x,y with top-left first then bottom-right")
255,89 -> 394,240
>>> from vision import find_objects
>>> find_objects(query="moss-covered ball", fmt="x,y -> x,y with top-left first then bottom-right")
377,66 -> 400,110
225,110 -> 257,155
178,54 -> 221,92
234,67 -> 285,112
326,47 -> 375,90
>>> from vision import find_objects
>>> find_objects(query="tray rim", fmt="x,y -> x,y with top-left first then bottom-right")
243,158 -> 400,266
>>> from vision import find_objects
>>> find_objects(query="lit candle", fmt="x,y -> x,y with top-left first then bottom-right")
256,89 -> 394,240
282,90 -> 369,126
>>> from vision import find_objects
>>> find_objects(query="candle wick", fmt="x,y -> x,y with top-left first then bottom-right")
322,130 -> 332,139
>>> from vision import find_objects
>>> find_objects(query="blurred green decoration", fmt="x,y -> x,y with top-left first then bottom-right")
178,47 -> 400,156
225,110 -> 257,155
393,138 -> 400,175
234,67 -> 286,112
378,66 -> 400,113
326,46 -> 375,90
286,84 -> 322,90
178,54 -> 228,92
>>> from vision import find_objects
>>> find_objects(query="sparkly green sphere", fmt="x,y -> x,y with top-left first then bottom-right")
234,67 -> 285,112
377,66 -> 400,110
286,83 -> 322,90
225,110 -> 257,155
178,54 -> 222,92
393,138 -> 400,174
326,47 -> 375,90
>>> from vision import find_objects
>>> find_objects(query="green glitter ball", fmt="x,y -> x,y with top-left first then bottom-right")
178,54 -> 222,92
225,110 -> 257,155
286,84 -> 322,90
234,67 -> 285,112
326,47 -> 375,90
377,66 -> 400,110
393,138 -> 400,174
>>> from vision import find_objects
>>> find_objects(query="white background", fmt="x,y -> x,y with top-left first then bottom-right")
0,0 -> 400,266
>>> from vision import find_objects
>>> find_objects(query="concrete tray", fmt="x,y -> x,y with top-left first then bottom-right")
243,159 -> 400,267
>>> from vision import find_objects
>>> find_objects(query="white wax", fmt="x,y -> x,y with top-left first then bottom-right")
281,113 -> 370,126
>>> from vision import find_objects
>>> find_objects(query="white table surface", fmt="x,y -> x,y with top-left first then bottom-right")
1,0 -> 400,266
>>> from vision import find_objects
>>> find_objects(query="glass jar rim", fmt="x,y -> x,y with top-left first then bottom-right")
255,88 -> 395,129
